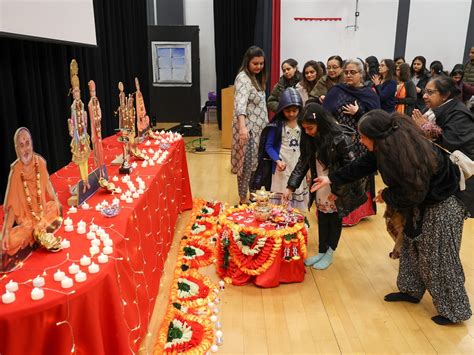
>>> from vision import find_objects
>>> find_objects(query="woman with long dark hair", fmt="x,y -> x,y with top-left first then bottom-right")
296,60 -> 323,104
309,55 -> 345,103
231,46 -> 268,204
314,110 -> 472,325
395,63 -> 417,115
364,56 -> 380,86
371,59 -> 397,112
282,103 -> 366,269
411,55 -> 430,111
322,58 -> 380,225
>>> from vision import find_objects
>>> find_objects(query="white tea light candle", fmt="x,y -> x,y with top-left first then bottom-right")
31,287 -> 44,301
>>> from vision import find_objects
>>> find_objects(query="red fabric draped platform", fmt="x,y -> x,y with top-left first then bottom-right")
0,134 -> 192,355
216,206 -> 307,288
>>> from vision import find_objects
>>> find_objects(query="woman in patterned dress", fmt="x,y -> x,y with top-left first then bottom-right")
323,59 -> 380,225
231,46 -> 268,204
314,110 -> 472,325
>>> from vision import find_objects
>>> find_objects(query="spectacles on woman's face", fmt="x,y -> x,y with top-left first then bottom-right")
423,88 -> 439,96
344,70 -> 360,76
327,65 -> 340,70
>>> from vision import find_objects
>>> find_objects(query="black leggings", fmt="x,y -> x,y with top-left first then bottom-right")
317,211 -> 343,253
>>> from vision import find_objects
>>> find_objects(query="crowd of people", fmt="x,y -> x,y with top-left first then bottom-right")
231,45 -> 474,326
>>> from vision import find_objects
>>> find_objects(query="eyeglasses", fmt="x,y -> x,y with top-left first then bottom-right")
344,70 -> 360,76
423,88 -> 439,96
327,65 -> 340,70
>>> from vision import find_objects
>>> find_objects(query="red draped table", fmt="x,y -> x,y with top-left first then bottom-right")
0,133 -> 192,355
216,205 -> 308,288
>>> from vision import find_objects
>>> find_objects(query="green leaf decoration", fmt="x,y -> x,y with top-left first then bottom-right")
284,234 -> 295,241
223,247 -> 230,268
191,223 -> 199,230
178,281 -> 191,292
183,246 -> 197,257
167,323 -> 183,342
239,232 -> 257,246
172,302 -> 182,310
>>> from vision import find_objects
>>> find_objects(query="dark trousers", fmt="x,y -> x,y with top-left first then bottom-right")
317,211 -> 343,253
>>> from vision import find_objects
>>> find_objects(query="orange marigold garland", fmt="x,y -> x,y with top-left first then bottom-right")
156,200 -> 308,353
169,269 -> 217,308
179,240 -> 215,269
154,307 -> 214,355
155,199 -> 223,354
216,204 -> 308,276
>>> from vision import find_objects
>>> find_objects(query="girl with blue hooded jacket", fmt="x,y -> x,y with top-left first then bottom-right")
251,88 -> 309,210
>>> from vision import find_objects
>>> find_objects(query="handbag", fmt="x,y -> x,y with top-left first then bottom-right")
429,140 -> 474,191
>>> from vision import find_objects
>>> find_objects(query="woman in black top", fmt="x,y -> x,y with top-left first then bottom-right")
314,110 -> 472,325
395,63 -> 416,116
410,56 -> 430,111
412,75 -> 474,216
282,103 -> 366,270
267,58 -> 302,113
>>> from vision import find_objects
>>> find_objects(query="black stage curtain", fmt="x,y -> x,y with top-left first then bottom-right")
213,0 -> 258,129
0,0 -> 149,202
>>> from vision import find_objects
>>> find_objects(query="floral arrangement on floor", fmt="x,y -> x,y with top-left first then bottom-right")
154,200 -> 309,353
216,204 -> 308,278
154,199 -> 225,355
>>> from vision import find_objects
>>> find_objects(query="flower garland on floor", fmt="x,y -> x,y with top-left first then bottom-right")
154,199 -> 223,355
155,200 -> 308,353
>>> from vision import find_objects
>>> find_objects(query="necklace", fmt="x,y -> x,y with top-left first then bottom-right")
285,124 -> 300,152
21,156 -> 43,222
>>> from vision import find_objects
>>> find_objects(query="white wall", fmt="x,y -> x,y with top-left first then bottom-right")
280,0 -> 470,74
405,0 -> 471,71
184,0 -> 216,107
281,0 -> 399,69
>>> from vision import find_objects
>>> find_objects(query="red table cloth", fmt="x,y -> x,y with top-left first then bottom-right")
216,205 -> 307,288
0,133 -> 192,355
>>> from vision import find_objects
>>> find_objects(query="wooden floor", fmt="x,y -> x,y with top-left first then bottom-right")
142,122 -> 474,355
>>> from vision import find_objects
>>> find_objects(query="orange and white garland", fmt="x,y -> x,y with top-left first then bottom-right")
154,199 -> 223,355
217,205 -> 307,277
155,200 -> 308,353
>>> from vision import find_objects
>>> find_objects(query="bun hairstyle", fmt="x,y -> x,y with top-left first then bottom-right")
429,75 -> 461,99
282,58 -> 298,69
430,60 -> 444,75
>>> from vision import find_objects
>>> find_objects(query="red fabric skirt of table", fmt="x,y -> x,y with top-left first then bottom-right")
0,134 -> 192,355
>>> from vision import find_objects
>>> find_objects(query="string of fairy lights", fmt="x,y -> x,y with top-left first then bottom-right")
1,133 -> 191,354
